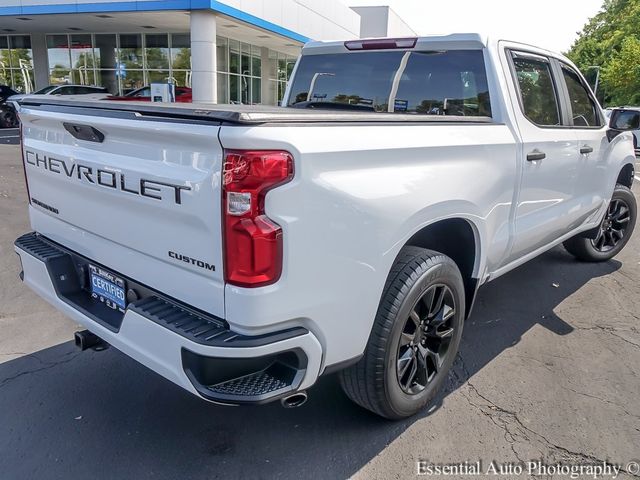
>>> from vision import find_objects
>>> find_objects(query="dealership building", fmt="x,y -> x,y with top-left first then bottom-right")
0,1 -> 415,103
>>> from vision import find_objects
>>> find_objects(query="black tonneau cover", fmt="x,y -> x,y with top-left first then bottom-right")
16,96 -> 494,125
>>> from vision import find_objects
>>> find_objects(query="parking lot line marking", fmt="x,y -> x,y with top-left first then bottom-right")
635,175 -> 640,182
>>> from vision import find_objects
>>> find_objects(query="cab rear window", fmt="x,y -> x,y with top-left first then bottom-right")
287,49 -> 491,117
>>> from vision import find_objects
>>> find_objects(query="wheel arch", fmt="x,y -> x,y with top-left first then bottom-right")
617,163 -> 635,189
403,217 -> 482,318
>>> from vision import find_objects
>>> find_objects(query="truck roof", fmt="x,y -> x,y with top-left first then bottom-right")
302,33 -> 567,60
302,33 -> 489,55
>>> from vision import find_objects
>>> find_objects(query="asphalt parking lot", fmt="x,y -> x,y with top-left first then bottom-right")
0,128 -> 20,145
1,143 -> 639,480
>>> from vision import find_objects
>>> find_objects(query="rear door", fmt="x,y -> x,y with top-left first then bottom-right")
556,61 -> 608,216
19,103 -> 226,316
503,49 -> 583,262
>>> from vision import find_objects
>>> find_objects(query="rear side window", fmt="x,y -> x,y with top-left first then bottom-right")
286,49 -> 491,116
560,64 -> 601,127
512,54 -> 560,126
394,51 -> 491,116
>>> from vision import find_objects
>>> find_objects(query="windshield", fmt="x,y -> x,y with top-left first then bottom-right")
286,50 -> 491,116
33,86 -> 58,95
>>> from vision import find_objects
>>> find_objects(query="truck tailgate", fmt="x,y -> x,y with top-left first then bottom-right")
18,103 -> 225,317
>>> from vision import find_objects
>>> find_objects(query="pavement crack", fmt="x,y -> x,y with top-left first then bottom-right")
0,351 -> 81,388
454,354 -> 637,477
559,383 -> 640,419
572,325 -> 640,349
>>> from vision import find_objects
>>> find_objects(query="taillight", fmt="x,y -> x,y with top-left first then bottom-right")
222,150 -> 294,287
19,120 -> 31,204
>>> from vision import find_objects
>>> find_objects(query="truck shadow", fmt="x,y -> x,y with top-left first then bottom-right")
0,247 -> 621,480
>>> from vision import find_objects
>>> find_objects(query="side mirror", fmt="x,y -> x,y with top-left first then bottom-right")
609,110 -> 640,130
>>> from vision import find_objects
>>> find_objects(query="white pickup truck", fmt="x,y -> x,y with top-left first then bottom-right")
13,34 -> 638,419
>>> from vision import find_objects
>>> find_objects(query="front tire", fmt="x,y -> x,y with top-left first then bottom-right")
563,184 -> 636,262
339,247 -> 465,419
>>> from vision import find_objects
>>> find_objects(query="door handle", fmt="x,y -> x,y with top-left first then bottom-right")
526,150 -> 546,161
580,145 -> 594,154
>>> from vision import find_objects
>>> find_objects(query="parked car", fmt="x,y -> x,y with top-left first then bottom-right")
106,86 -> 192,103
0,85 -> 19,128
609,107 -> 640,156
9,85 -> 110,102
12,34 -> 638,419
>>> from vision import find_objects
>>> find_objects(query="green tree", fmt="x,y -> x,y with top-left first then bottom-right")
568,0 -> 640,106
601,37 -> 640,105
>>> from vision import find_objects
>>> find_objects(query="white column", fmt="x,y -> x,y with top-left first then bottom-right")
260,47 -> 276,106
190,10 -> 217,103
30,33 -> 49,91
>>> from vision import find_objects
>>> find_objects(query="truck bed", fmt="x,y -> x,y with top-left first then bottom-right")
17,97 -> 494,125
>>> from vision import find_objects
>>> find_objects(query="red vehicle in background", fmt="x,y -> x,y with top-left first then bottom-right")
106,86 -> 192,103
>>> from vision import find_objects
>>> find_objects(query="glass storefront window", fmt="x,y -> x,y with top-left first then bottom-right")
121,70 -> 144,93
147,70 -> 172,84
217,72 -> 227,103
241,42 -> 251,76
145,34 -> 169,70
37,32 -> 297,103
69,35 -> 93,69
277,57 -> 287,82
171,34 -> 190,71
216,37 -> 228,73
1,35 -> 33,92
251,45 -> 261,78
252,77 -> 261,104
286,58 -> 296,79
0,36 -> 9,87
94,34 -> 118,94
9,35 -> 32,67
47,35 -> 71,71
119,34 -> 143,70
70,35 -> 95,86
171,71 -> 190,87
241,74 -> 250,104
229,39 -> 240,75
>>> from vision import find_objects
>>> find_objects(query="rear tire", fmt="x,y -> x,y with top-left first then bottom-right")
339,246 -> 465,419
563,184 -> 636,262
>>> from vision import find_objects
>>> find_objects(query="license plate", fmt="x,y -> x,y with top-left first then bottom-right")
89,265 -> 126,311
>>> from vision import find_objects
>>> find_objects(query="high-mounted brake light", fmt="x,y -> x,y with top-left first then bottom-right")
222,150 -> 294,287
344,38 -> 417,51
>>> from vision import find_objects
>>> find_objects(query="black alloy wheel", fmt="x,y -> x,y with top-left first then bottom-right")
563,184 -> 637,262
590,198 -> 631,252
397,284 -> 456,395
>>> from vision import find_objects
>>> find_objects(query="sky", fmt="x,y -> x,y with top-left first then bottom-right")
347,0 -> 604,53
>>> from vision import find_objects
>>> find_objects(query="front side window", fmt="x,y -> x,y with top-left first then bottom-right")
561,64 -> 600,127
512,53 -> 560,126
286,49 -> 491,116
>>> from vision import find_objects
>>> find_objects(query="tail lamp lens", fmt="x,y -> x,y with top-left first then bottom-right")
19,120 -> 31,204
222,150 -> 294,287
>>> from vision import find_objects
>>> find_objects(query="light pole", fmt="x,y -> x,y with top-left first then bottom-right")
587,65 -> 601,94
306,72 -> 335,102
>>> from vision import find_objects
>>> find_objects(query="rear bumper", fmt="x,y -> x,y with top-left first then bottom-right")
14,232 -> 323,405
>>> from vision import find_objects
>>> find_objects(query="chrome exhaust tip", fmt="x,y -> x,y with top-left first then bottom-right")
280,391 -> 308,408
